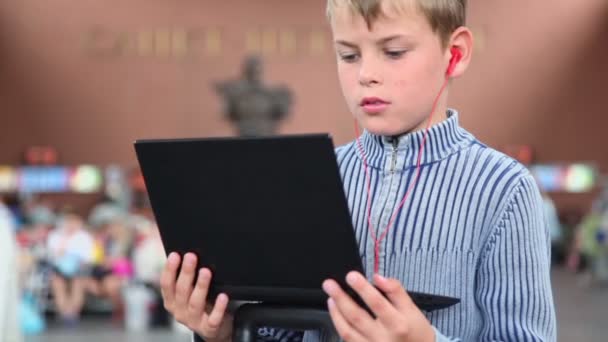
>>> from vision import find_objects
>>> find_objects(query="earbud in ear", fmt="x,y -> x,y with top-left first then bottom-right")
447,47 -> 462,77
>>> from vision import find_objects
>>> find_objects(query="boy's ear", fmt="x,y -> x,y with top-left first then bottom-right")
446,27 -> 474,78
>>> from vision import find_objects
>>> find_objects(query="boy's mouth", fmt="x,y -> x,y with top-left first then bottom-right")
360,97 -> 390,114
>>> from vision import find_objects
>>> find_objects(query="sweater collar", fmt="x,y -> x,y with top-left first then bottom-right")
357,109 -> 474,170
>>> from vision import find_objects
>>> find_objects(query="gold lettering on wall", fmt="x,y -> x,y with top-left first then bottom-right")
472,27 -> 486,53
83,28 -> 124,57
279,30 -> 297,55
84,27 -> 332,59
154,29 -> 172,57
172,29 -> 188,58
205,29 -> 222,56
310,30 -> 327,55
262,30 -> 278,54
245,30 -> 261,53
136,30 -> 154,56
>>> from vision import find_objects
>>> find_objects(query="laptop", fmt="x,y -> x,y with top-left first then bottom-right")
134,134 -> 459,312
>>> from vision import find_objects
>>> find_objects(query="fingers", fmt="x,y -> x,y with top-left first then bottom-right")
174,253 -> 198,310
322,278 -> 376,339
206,293 -> 230,331
373,274 -> 413,311
160,252 -> 180,312
160,252 -> 232,340
186,268 -> 212,325
346,272 -> 399,321
372,274 -> 418,332
327,298 -> 366,342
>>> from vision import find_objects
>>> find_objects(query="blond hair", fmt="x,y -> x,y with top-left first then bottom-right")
326,0 -> 467,47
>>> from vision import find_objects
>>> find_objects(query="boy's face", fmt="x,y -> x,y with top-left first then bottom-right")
331,5 -> 450,136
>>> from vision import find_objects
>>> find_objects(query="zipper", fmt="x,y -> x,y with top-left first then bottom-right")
373,138 -> 400,271
390,139 -> 399,173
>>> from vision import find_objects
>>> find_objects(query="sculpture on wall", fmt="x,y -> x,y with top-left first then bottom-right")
215,56 -> 292,136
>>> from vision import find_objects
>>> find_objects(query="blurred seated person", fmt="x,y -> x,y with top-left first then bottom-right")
542,193 -> 564,264
132,222 -> 169,326
577,189 -> 608,285
20,196 -> 57,271
20,196 -> 56,260
24,195 -> 56,230
133,222 -> 165,285
46,209 -> 94,325
87,219 -> 133,322
88,195 -> 125,229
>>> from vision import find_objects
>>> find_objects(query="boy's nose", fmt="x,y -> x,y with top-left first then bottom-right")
358,59 -> 383,87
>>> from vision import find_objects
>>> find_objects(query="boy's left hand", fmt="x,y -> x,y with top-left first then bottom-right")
323,272 -> 435,342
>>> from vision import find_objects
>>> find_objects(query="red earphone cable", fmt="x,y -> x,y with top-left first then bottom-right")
354,72 -> 452,275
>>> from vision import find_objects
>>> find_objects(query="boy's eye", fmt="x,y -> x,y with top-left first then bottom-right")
338,53 -> 359,63
385,50 -> 407,59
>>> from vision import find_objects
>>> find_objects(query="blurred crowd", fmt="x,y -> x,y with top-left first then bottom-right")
564,183 -> 608,286
541,179 -> 608,286
0,193 -> 169,338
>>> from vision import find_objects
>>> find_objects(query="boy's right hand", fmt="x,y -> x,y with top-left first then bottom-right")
161,252 -> 233,342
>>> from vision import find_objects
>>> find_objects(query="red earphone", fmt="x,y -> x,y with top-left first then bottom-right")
446,47 -> 462,77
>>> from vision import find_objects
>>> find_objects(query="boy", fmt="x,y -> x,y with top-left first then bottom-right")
160,0 -> 557,341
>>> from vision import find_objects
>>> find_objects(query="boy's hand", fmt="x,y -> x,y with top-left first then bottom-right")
161,252 -> 233,342
323,272 -> 435,342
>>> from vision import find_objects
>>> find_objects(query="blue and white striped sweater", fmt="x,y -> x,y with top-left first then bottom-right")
197,109 -> 556,342
308,110 -> 555,341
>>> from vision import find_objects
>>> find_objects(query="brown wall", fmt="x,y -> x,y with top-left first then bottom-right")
1,0 -> 607,213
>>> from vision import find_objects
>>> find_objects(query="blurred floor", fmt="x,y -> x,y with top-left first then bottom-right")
552,267 -> 608,342
25,320 -> 192,342
25,267 -> 608,342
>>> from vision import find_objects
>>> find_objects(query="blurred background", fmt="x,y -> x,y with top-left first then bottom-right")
1,0 -> 607,341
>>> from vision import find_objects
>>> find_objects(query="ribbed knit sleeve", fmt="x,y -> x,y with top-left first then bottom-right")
471,174 -> 556,341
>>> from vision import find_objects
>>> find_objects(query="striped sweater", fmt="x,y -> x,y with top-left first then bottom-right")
197,110 -> 557,342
